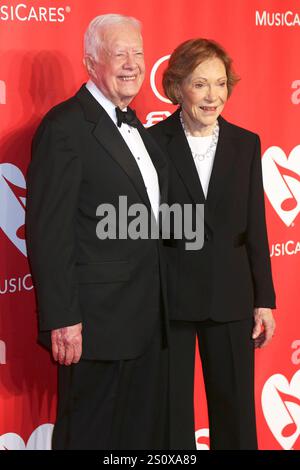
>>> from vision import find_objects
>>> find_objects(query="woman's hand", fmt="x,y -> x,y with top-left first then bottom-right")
252,308 -> 276,348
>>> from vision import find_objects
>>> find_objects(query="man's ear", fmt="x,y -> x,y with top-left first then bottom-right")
84,55 -> 96,79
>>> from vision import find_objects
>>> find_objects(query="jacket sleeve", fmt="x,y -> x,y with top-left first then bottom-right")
246,135 -> 276,308
26,117 -> 82,330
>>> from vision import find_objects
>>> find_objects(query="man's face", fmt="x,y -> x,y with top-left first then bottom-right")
88,22 -> 145,108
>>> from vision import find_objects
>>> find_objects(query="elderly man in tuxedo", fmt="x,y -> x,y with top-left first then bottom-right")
26,13 -> 168,450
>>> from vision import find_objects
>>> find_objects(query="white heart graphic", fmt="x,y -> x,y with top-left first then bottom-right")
195,427 -> 209,450
0,423 -> 54,450
0,163 -> 27,256
261,370 -> 300,449
262,145 -> 300,226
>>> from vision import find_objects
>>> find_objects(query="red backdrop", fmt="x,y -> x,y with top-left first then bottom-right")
1,0 -> 299,450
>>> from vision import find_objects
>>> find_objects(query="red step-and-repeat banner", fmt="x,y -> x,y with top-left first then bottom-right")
0,0 -> 299,450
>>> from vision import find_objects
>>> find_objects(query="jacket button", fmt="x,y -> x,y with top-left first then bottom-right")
204,233 -> 210,242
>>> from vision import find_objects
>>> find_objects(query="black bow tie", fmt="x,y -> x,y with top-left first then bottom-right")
115,107 -> 139,128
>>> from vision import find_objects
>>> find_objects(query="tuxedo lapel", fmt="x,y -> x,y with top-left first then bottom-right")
93,116 -> 153,210
76,85 -> 152,211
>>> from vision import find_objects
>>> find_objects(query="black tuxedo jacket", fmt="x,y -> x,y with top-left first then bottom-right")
26,85 -> 168,360
149,109 -> 276,322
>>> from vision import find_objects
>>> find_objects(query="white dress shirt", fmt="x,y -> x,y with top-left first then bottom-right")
187,134 -> 217,198
86,80 -> 160,220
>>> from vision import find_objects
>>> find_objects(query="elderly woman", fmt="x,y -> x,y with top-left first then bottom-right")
149,39 -> 276,450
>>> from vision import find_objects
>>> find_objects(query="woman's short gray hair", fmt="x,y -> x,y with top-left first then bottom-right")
84,14 -> 141,60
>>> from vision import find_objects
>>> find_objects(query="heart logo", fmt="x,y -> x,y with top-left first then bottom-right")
195,428 -> 210,450
261,370 -> 300,449
0,163 -> 27,257
262,145 -> 300,227
0,423 -> 54,450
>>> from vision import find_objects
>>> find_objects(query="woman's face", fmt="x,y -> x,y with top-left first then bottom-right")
179,57 -> 228,130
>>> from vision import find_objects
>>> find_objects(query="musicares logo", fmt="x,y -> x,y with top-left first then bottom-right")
144,111 -> 171,128
262,370 -> 300,449
262,145 -> 300,226
0,424 -> 54,450
150,55 -> 171,104
0,163 -> 27,257
256,10 -> 300,27
0,4 -> 71,22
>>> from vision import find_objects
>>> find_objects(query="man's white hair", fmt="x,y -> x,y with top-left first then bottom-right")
84,14 -> 142,60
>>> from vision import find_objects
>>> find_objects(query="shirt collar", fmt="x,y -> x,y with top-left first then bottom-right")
85,80 -> 127,125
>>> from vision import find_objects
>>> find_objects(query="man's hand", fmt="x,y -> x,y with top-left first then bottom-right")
51,322 -> 82,366
252,308 -> 276,348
